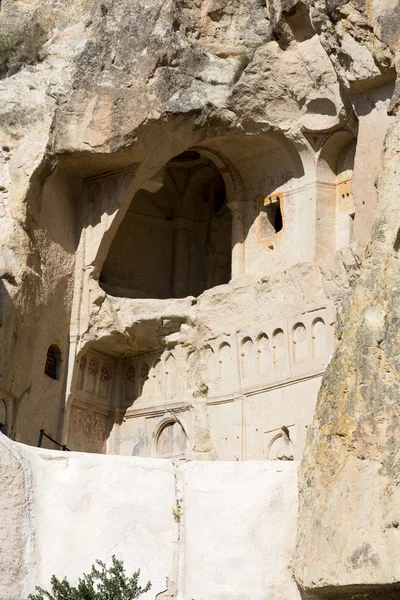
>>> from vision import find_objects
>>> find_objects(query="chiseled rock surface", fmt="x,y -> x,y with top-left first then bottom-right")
0,0 -> 398,221
0,0 -> 400,595
0,0 -> 369,441
295,113 -> 400,597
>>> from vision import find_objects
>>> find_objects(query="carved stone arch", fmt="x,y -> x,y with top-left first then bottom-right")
312,317 -> 326,359
318,126 -> 354,153
88,140 -> 247,297
272,328 -> 285,365
218,341 -> 233,381
191,145 -> 246,205
257,332 -> 270,374
240,336 -> 255,379
98,146 -> 237,298
267,428 -> 294,461
316,129 -> 357,259
152,417 -> 188,459
337,139 -> 357,175
191,146 -> 247,278
317,130 -> 356,185
292,322 -> 308,364
88,137 -> 247,286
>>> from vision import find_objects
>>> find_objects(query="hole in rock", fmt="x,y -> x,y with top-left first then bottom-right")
285,2 -> 315,42
306,98 -> 337,117
260,196 -> 283,238
45,345 -> 62,380
394,228 -> 400,252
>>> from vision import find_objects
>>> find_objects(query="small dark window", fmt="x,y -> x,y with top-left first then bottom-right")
260,196 -> 283,239
45,345 -> 61,380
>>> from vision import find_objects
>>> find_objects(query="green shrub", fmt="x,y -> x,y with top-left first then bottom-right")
28,555 -> 151,600
0,21 -> 46,79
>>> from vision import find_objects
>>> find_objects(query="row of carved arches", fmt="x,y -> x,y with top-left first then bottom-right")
73,312 -> 329,414
75,353 -> 115,402
204,317 -> 327,384
119,316 -> 327,407
122,353 -> 178,406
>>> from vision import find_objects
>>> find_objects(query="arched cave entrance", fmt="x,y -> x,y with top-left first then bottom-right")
316,131 -> 356,259
99,151 -> 232,299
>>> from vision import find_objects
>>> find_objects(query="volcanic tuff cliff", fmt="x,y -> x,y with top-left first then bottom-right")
1,0 -> 400,598
295,94 -> 400,600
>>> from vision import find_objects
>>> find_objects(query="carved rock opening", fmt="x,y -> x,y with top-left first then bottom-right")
259,195 -> 283,239
44,344 -> 62,380
99,155 -> 231,299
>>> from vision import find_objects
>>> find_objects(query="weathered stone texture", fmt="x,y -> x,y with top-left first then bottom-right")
0,0 -> 398,453
0,0 -> 400,594
295,113 -> 400,596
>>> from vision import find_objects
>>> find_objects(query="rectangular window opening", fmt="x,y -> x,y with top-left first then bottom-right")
260,196 -> 283,239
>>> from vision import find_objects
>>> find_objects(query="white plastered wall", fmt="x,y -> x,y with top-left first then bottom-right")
0,435 -> 300,600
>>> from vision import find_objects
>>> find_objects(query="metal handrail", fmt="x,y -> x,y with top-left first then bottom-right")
37,428 -> 70,451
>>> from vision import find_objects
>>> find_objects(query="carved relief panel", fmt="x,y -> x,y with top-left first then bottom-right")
117,348 -> 186,413
68,405 -> 109,454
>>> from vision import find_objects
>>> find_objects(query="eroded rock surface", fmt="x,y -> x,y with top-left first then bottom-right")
295,113 -> 400,597
0,0 -> 400,597
0,0 -> 397,457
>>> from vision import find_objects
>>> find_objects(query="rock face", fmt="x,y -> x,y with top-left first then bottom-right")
295,113 -> 400,597
0,0 -> 397,461
0,0 -> 400,597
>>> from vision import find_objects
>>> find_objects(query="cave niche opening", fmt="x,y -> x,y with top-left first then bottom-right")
99,153 -> 232,299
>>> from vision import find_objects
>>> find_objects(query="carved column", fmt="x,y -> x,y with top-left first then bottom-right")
172,220 -> 191,297
227,200 -> 245,278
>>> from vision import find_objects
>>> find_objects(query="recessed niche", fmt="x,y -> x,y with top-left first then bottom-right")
45,345 -> 62,380
100,156 -> 232,299
259,196 -> 283,239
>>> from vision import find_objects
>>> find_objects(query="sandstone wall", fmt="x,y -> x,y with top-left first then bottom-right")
0,434 -> 300,600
